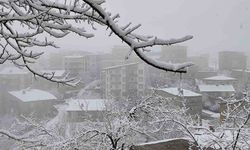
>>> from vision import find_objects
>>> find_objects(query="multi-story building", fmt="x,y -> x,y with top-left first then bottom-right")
84,54 -> 102,80
160,45 -> 187,63
64,56 -> 87,77
49,50 -> 92,70
101,63 -> 146,99
187,54 -> 210,76
219,51 -> 247,71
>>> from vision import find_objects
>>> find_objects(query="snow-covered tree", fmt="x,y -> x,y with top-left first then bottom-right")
0,93 -> 202,150
0,0 -> 197,149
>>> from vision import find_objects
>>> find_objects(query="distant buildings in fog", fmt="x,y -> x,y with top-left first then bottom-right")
161,45 -> 187,63
0,44 -> 249,126
219,51 -> 247,71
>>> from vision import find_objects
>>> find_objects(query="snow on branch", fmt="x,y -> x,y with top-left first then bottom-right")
0,0 -> 193,86
82,0 -> 193,73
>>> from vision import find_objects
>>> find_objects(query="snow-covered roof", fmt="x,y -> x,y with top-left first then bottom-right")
9,89 -> 57,102
136,138 -> 190,146
232,69 -> 250,73
198,85 -> 235,92
66,99 -> 106,111
202,110 -> 220,118
41,70 -> 65,77
64,55 -> 84,59
158,87 -> 201,97
204,75 -> 236,81
0,67 -> 28,75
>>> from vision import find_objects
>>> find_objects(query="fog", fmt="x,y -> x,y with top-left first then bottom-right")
1,0 -> 250,149
51,0 -> 250,55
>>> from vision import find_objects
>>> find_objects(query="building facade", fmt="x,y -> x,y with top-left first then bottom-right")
102,63 -> 146,99
219,51 -> 247,71
155,87 -> 202,122
64,56 -> 87,77
160,45 -> 187,63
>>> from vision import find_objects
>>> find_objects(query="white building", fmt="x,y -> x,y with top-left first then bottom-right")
101,63 -> 146,99
160,45 -> 187,63
156,87 -> 202,121
202,75 -> 237,85
198,84 -> 235,112
64,56 -> 87,77
5,89 -> 58,118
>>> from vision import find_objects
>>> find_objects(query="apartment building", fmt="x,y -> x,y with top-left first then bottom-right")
64,56 -> 87,77
160,45 -> 187,63
219,51 -> 247,71
101,63 -> 146,99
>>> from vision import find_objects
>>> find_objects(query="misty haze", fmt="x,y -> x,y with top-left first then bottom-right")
0,0 -> 250,149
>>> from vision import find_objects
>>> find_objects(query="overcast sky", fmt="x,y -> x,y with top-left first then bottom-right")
52,0 -> 250,55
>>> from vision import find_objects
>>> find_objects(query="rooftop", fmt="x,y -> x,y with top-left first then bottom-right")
64,55 -> 84,59
198,84 -> 235,92
66,99 -> 106,111
103,63 -> 139,70
158,87 -> 201,97
9,89 -> 57,102
232,69 -> 250,73
204,75 -> 236,81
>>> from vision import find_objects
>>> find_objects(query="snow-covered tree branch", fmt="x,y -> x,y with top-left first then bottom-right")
0,0 -> 193,87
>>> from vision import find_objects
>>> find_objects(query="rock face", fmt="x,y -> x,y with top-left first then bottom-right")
130,139 -> 215,150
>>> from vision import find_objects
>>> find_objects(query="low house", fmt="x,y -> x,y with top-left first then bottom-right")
64,99 -> 106,122
198,85 -> 235,112
6,89 -> 58,118
155,87 -> 202,121
202,75 -> 237,86
194,70 -> 217,80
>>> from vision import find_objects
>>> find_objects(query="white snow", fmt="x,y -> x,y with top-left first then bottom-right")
65,99 -> 106,111
136,138 -> 190,146
159,87 -> 201,97
0,67 -> 28,75
198,85 -> 235,92
64,55 -> 84,59
9,89 -> 57,102
202,110 -> 220,118
103,62 -> 139,70
204,75 -> 236,81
